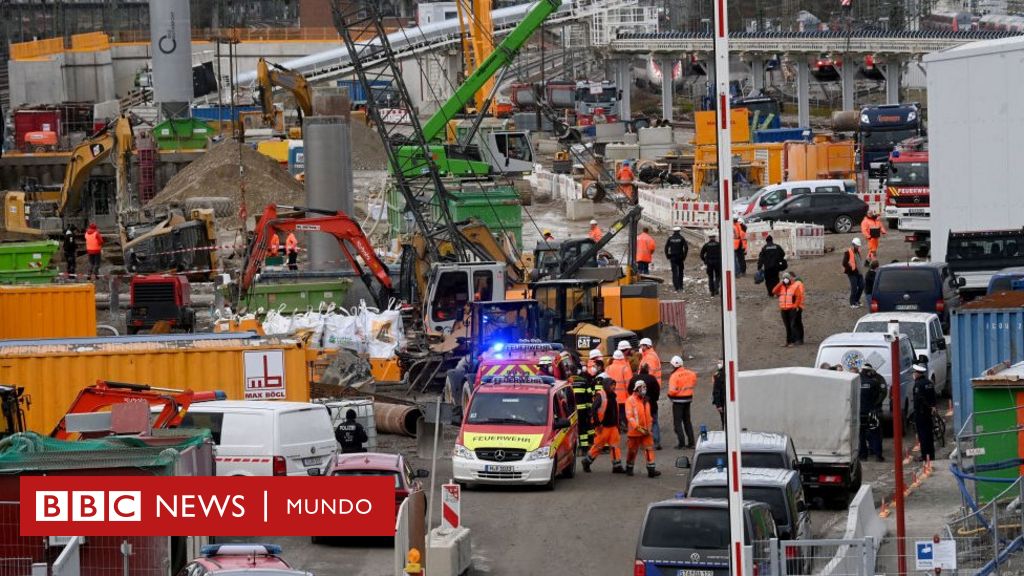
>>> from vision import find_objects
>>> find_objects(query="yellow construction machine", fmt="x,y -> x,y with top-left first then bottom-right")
256,57 -> 313,137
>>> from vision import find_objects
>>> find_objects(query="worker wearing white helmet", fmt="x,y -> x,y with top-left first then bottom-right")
666,354 -> 698,449
637,337 -> 661,386
586,348 -> 605,375
588,219 -> 603,243
607,348 -> 634,432
625,378 -> 661,477
844,236 -> 865,309
582,371 -> 625,474
537,355 -> 555,378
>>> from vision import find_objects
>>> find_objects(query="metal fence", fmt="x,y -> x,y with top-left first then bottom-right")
752,538 -> 877,576
0,559 -> 33,576
52,537 -> 82,576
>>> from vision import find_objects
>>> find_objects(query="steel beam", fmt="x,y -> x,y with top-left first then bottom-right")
749,55 -> 765,93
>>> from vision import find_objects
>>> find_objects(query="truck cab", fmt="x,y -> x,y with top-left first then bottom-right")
859,104 -> 923,179
883,144 -> 929,229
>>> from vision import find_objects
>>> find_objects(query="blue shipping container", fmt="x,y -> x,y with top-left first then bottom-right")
336,79 -> 391,106
288,146 -> 305,176
752,128 -> 812,143
191,105 -> 262,123
950,306 -> 1024,433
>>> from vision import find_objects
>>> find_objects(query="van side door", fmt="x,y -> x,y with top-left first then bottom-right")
929,317 -> 949,392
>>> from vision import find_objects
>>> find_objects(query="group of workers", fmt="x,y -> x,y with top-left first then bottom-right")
268,231 -> 300,270
61,222 -> 105,280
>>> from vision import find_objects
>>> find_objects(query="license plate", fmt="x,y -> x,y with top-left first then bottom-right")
307,468 -> 321,476
678,570 -> 714,576
302,457 -> 323,467
907,208 -> 928,215
484,464 -> 514,473
895,304 -> 919,310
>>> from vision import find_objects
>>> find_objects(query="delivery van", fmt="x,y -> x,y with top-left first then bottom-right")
815,332 -> 915,423
179,401 -> 338,476
452,375 -> 578,489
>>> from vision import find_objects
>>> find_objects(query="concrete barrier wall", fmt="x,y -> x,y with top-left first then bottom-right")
818,485 -> 886,576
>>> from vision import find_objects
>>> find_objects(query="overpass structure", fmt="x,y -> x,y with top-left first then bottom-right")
607,29 -> 1024,125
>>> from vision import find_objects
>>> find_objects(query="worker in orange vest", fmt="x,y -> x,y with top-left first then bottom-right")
843,237 -> 864,308
625,381 -> 661,477
861,210 -> 886,259
285,232 -> 299,270
666,355 -> 697,449
84,222 -> 103,280
733,217 -> 749,277
772,272 -> 806,347
588,219 -> 603,243
636,227 -> 656,274
581,374 -> 625,474
268,232 -> 281,258
607,349 -> 634,432
616,160 -> 636,201
638,338 -> 661,387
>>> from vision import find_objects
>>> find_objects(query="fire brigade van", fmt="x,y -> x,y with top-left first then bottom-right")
452,375 -> 578,489
447,341 -> 566,412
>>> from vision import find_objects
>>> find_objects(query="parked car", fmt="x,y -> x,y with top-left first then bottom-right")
854,312 -> 950,395
677,430 -> 800,480
635,498 -> 776,576
176,544 -> 312,576
178,401 -> 337,477
869,261 -> 961,330
733,179 -> 856,219
987,266 -> 1024,295
744,192 -> 868,233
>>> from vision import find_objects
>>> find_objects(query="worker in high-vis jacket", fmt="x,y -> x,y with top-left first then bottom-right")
571,372 -> 595,454
861,209 -> 887,260
588,219 -> 603,243
84,222 -> 103,280
285,232 -> 299,271
667,355 -> 697,449
608,349 -> 633,431
625,381 -> 661,478
636,227 -> 656,274
772,272 -> 806,347
581,374 -> 625,474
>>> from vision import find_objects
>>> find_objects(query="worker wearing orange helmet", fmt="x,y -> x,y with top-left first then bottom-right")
861,209 -> 886,259
581,373 -> 625,474
607,349 -> 634,432
625,380 -> 661,477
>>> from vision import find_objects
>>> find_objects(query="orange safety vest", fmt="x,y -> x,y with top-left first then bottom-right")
773,282 -> 802,310
285,233 -> 298,255
595,388 -> 610,421
793,280 -> 806,309
733,221 -> 748,250
861,216 -> 885,238
84,229 -> 103,254
625,394 -> 652,437
640,348 -> 662,385
846,248 -> 859,273
617,166 -> 635,199
589,226 -> 603,243
269,233 -> 280,257
607,359 -> 633,403
636,232 -> 656,263
667,368 -> 697,399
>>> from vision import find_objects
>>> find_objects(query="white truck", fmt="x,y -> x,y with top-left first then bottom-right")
925,37 -> 1024,267
737,367 -> 861,507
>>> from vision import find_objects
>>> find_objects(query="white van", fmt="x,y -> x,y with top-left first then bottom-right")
853,312 -> 949,395
733,179 -> 856,219
179,401 -> 338,476
814,332 -> 915,422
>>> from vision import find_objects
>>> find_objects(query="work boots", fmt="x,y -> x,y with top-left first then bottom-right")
612,463 -> 626,474
625,464 -> 635,476
581,455 -> 592,473
647,466 -> 662,479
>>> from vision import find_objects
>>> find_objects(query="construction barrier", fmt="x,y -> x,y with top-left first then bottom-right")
743,221 -> 826,261
659,300 -> 686,339
793,225 -> 827,257
860,192 -> 885,214
672,201 -> 720,229
637,187 -> 715,230
527,166 -> 581,202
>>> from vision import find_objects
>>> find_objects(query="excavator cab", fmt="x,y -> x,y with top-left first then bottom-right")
0,385 -> 27,439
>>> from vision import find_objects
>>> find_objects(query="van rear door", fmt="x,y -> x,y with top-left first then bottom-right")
636,504 -> 733,576
278,405 -> 337,476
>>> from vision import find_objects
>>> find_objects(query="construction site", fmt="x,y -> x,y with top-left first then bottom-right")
2,0 -> 1024,575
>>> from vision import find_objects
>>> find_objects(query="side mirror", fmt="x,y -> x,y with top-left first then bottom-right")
553,417 -> 571,430
800,456 -> 814,468
450,413 -> 463,427
797,500 -> 809,512
415,468 -> 430,479
675,456 -> 691,469
956,277 -> 966,288
917,355 -> 929,366
937,339 -> 947,350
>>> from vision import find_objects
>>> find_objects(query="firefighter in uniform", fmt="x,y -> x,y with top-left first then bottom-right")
571,372 -> 595,454
581,374 -> 625,474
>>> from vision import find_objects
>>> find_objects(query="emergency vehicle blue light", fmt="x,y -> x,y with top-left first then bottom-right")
675,492 -> 686,499
715,458 -> 724,471
699,424 -> 707,441
491,342 -> 505,352
891,150 -> 900,158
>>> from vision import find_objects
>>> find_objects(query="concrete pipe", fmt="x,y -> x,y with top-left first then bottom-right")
831,110 -> 860,132
374,402 -> 422,437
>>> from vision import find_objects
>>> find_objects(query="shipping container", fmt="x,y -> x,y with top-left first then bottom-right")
245,279 -> 353,313
950,297 -> 1024,432
152,118 -> 212,150
387,181 -> 524,249
752,127 -> 811,144
0,332 -> 314,434
0,240 -> 59,272
694,109 -> 751,146
783,140 -> 857,181
336,79 -> 392,107
288,144 -> 305,175
925,36 -> 1024,262
0,283 -> 96,339
190,104 -> 261,123
13,109 -> 61,152
971,364 -> 1024,503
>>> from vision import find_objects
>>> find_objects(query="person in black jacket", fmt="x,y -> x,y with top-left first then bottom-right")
913,364 -> 938,462
664,227 -> 689,291
843,238 -> 865,308
700,234 -> 723,295
335,410 -> 369,453
62,225 -> 78,277
863,259 -> 879,307
711,360 -> 725,428
858,364 -> 886,462
757,235 -> 786,297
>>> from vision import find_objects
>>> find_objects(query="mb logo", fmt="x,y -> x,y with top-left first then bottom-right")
36,491 -> 141,522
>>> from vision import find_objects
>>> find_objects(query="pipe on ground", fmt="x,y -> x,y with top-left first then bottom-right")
374,402 -> 422,437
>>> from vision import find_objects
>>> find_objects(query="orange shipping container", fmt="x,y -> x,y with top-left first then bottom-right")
0,283 -> 96,339
694,109 -> 751,146
0,333 -> 313,434
783,140 -> 856,181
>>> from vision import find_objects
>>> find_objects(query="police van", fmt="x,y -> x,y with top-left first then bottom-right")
452,375 -> 578,489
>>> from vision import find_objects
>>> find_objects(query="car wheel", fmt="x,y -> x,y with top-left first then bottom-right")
311,536 -> 322,545
833,214 -> 854,233
544,464 -> 557,491
562,446 -> 578,479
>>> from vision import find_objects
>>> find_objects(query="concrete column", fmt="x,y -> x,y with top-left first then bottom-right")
796,58 -> 810,129
660,55 -> 675,121
618,58 -> 632,121
304,113 -> 353,270
883,60 -> 901,104
841,60 -> 857,111
749,56 -> 765,94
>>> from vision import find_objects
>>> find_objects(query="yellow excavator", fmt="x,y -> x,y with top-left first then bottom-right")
256,57 -> 313,137
2,115 -> 134,241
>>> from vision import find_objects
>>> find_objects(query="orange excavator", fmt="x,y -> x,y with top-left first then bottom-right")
51,380 -> 224,440
240,204 -> 394,309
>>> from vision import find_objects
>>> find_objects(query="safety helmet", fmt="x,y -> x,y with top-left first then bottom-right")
613,350 -> 625,360
588,348 -> 603,360
596,372 -> 611,381
639,337 -> 653,348
617,340 -> 633,351
670,355 -> 684,368
852,237 -> 862,247
543,229 -> 553,236
634,381 -> 647,393
538,356 -> 553,366
589,219 -> 598,226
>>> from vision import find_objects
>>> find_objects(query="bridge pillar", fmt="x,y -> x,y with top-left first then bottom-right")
749,56 -> 765,94
617,59 -> 632,121
660,55 -> 675,121
841,59 -> 857,111
796,58 -> 810,128
883,59 -> 902,104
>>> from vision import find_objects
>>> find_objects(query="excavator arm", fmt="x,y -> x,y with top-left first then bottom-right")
242,204 -> 394,309
557,205 -> 643,280
256,58 -> 314,127
58,116 -> 133,216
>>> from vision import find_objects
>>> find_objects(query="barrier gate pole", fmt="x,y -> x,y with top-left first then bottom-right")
711,1 -> 747,574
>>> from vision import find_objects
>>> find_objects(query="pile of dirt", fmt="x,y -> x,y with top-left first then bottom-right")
147,140 -> 305,227
349,121 -> 387,170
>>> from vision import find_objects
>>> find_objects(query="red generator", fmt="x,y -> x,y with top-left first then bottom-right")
126,274 -> 195,334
